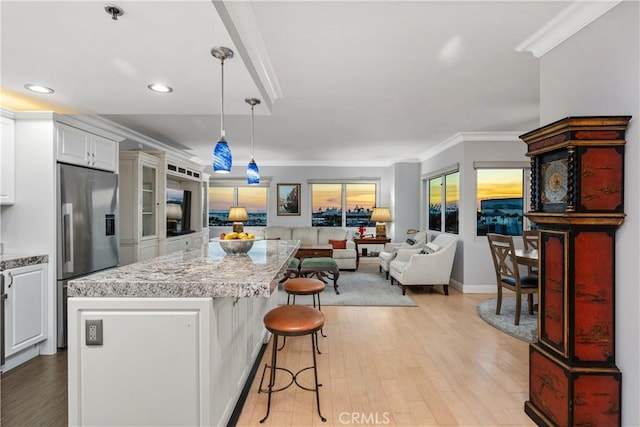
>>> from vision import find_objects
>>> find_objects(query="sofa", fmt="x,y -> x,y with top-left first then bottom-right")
389,234 -> 458,295
378,231 -> 429,279
244,226 -> 357,270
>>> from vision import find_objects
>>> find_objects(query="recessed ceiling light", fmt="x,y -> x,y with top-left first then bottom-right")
147,83 -> 173,93
24,84 -> 55,94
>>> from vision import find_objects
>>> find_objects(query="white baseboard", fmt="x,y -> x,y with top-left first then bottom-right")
449,279 -> 496,294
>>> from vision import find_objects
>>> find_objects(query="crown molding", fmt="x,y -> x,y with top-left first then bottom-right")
516,0 -> 622,58
213,1 -> 283,110
418,131 -> 524,161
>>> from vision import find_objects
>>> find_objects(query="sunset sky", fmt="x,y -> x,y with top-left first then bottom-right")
209,187 -> 267,212
311,183 -> 376,212
476,169 -> 523,209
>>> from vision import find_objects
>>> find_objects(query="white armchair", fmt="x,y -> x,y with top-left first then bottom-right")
378,231 -> 429,279
389,234 -> 457,295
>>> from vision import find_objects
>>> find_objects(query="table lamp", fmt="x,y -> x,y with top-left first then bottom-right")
166,203 -> 183,232
370,207 -> 392,238
227,206 -> 249,233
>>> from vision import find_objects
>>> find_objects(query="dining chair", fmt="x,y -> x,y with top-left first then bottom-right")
522,230 -> 539,276
487,233 -> 538,325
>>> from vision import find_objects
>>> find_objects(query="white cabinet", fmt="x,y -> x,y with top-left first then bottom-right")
57,122 -> 118,172
119,151 -> 164,265
0,116 -> 15,204
3,263 -> 47,357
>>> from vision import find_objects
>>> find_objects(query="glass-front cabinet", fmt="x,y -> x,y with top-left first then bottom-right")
119,151 -> 163,265
141,164 -> 157,238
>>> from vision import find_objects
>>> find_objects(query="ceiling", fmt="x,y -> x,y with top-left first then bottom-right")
1,1 -> 570,168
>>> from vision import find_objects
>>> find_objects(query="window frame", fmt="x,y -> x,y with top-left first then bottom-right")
208,179 -> 269,227
308,180 -> 380,228
423,164 -> 460,235
474,161 -> 531,237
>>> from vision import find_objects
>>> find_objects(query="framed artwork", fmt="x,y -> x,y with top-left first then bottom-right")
277,183 -> 301,216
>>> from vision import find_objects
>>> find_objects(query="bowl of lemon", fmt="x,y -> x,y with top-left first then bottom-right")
214,232 -> 258,255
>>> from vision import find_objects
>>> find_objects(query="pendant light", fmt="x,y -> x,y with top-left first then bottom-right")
211,47 -> 234,173
245,97 -> 261,185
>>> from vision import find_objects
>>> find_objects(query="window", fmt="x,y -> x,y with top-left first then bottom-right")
426,170 -> 459,234
476,169 -> 524,236
311,182 -> 377,227
208,186 -> 267,226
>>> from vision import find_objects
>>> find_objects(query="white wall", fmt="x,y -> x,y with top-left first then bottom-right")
420,134 -> 528,291
390,162 -> 421,243
539,2 -> 639,424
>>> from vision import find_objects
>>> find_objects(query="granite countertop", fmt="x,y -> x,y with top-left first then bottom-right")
68,239 -> 299,298
0,254 -> 49,271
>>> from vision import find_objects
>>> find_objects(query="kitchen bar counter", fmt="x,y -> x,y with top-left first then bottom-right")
0,254 -> 48,271
68,238 -> 299,427
68,239 -> 299,298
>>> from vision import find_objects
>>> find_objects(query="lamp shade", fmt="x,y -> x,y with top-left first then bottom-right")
166,203 -> 182,220
370,207 -> 392,223
247,159 -> 260,185
213,138 -> 232,173
227,206 -> 249,222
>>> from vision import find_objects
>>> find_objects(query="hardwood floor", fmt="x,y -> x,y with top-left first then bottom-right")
1,350 -> 67,426
238,287 -> 534,427
0,285 -> 534,427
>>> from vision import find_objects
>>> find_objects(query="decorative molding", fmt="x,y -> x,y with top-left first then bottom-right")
66,114 -> 206,166
213,1 -> 283,110
418,131 -> 523,161
516,1 -> 622,58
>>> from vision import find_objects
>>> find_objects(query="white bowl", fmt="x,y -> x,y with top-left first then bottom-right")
213,237 -> 258,255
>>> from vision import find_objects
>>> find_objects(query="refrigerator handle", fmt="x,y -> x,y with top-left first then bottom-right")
62,202 -> 75,273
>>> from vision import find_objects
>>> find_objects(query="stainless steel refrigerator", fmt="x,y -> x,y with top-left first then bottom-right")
56,163 -> 119,348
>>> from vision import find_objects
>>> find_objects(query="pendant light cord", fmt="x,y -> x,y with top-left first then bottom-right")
220,58 -> 225,138
251,103 -> 255,160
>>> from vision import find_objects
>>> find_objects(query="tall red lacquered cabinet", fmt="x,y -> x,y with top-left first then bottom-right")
520,116 -> 631,427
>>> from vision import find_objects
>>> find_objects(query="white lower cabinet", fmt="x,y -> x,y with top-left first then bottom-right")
3,263 -> 47,358
68,292 -> 275,426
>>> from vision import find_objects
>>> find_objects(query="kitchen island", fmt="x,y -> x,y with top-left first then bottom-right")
67,239 -> 298,427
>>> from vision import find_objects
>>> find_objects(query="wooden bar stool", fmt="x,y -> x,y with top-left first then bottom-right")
259,305 -> 326,423
281,277 -> 327,353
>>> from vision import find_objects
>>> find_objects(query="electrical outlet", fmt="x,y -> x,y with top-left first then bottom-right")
86,319 -> 103,346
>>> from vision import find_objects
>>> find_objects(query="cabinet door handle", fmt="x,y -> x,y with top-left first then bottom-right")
6,271 -> 12,288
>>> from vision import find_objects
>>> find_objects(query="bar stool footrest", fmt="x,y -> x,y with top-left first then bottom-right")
258,364 -> 323,394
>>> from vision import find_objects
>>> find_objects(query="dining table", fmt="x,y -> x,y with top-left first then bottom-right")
515,248 -> 538,268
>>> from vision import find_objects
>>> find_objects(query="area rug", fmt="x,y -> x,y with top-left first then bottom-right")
477,297 -> 538,343
278,263 -> 417,307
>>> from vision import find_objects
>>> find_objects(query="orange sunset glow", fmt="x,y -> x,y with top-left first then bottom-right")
476,169 -> 523,208
312,183 -> 376,212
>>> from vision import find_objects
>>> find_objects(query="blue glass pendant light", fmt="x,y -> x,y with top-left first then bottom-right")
245,97 -> 261,185
211,47 -> 234,173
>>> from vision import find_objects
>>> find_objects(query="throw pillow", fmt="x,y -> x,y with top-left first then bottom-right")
421,242 -> 441,254
405,238 -> 416,245
395,247 -> 423,262
328,239 -> 347,249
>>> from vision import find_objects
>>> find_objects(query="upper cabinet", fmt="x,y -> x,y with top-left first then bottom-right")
0,115 -> 16,205
57,122 -> 118,172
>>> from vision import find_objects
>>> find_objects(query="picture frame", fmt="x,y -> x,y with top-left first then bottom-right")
277,183 -> 301,216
